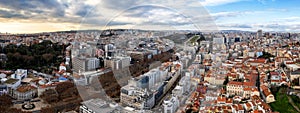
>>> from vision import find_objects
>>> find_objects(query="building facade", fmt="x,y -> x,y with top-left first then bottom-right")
163,95 -> 180,113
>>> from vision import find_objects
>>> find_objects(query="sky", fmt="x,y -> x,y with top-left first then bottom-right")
0,0 -> 299,33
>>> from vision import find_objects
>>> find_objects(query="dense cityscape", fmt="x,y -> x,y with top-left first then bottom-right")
0,30 -> 300,113
1,0 -> 300,113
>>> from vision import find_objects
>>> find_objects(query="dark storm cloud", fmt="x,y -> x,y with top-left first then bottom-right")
0,0 -> 99,24
0,9 -> 29,19
75,5 -> 93,17
101,0 -> 138,10
0,0 -> 66,17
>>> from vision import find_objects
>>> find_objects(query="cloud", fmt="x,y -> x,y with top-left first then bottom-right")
101,0 -> 138,10
0,9 -> 29,19
276,17 -> 300,22
4,0 -> 298,33
199,0 -> 245,6
0,0 -> 66,17
212,11 -> 242,19
74,5 -> 93,17
217,20 -> 300,32
77,1 -> 218,32
257,0 -> 276,4
219,24 -> 252,28
0,0 -> 227,32
211,9 -> 288,21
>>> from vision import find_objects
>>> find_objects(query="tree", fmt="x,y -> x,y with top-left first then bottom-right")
0,94 -> 14,112
42,53 -> 54,63
2,41 -> 68,73
291,78 -> 299,86
270,85 -> 278,95
41,106 -> 55,113
198,34 -> 206,42
0,94 -> 13,107
223,76 -> 229,85
259,51 -> 275,59
280,63 -> 287,69
55,82 -> 75,94
6,108 -> 30,113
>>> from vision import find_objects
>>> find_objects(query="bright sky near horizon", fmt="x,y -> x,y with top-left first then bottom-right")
0,0 -> 299,33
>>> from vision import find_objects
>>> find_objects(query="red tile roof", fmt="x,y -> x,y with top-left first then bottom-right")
243,82 -> 255,87
228,81 -> 243,86
217,96 -> 226,102
244,87 -> 252,91
237,104 -> 244,110
270,72 -> 279,75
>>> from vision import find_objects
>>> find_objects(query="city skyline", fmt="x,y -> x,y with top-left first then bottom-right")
1,2 -> 300,112
0,0 -> 299,33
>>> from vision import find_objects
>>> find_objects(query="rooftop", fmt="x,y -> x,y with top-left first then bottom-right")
227,81 -> 243,86
81,98 -> 118,113
291,69 -> 300,75
16,85 -> 36,92
4,78 -> 19,84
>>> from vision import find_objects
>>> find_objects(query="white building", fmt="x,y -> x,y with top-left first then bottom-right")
72,57 -> 100,73
257,30 -> 263,38
163,95 -> 180,113
104,56 -> 131,70
213,37 -> 225,44
120,85 -> 155,110
86,58 -> 100,71
178,74 -> 191,94
142,68 -> 165,90
5,78 -> 21,89
80,98 -> 120,113
0,84 -> 8,95
11,85 -> 37,100
290,70 -> 300,81
11,69 -> 27,80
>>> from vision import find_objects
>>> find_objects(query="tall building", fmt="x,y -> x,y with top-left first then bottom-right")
86,58 -> 100,71
71,45 -> 96,58
257,30 -> 263,38
120,61 -> 182,110
72,57 -> 100,73
213,37 -> 225,44
104,56 -> 131,70
72,57 -> 87,73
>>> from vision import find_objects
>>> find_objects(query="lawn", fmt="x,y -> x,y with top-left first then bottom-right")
189,35 -> 199,43
269,88 -> 298,113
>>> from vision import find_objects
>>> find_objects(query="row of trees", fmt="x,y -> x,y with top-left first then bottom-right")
129,50 -> 174,77
39,82 -> 82,112
0,40 -> 67,73
258,51 -> 275,58
0,94 -> 13,110
0,94 -> 26,113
